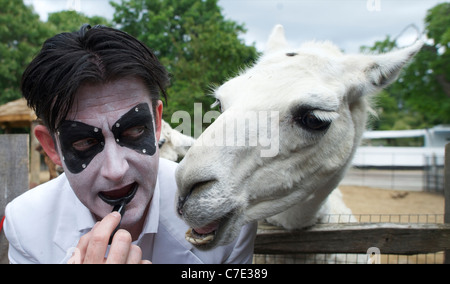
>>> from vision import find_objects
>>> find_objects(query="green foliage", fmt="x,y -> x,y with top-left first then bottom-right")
0,0 -> 51,104
47,10 -> 111,33
0,0 -> 110,106
111,0 -> 259,127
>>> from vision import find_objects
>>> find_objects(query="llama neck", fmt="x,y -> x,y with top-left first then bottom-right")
265,172 -> 343,229
265,123 -> 365,229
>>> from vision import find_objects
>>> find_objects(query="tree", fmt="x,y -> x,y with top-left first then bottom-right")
361,3 -> 450,130
0,1 -> 110,106
111,0 -> 258,128
47,10 -> 110,33
0,0 -> 52,105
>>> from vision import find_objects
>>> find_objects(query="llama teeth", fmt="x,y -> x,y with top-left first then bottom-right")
185,228 -> 215,245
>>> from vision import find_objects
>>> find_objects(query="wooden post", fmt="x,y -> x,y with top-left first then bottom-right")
0,134 -> 29,264
444,143 -> 450,264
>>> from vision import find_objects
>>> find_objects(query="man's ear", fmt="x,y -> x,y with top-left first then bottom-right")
154,100 -> 163,142
34,125 -> 63,166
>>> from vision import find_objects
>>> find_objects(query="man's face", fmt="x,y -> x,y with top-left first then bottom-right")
55,77 -> 161,226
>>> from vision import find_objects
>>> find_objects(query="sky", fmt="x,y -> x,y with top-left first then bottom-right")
23,0 -> 446,53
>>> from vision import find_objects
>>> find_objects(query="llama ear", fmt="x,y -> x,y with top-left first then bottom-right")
265,24 -> 289,54
346,40 -> 423,103
364,40 -> 423,89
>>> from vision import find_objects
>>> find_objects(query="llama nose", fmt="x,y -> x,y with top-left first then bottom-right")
177,180 -> 217,216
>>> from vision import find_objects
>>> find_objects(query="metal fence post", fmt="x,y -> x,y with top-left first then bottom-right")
444,143 -> 450,264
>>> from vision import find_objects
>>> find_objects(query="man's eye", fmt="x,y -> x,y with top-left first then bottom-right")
122,126 -> 145,139
72,138 -> 99,151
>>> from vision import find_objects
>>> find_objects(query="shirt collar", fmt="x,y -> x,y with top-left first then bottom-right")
75,194 -> 97,233
138,179 -> 160,236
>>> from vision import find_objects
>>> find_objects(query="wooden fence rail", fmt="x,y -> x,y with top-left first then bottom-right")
254,222 -> 450,255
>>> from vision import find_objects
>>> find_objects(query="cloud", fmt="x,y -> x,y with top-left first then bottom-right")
24,0 -> 116,21
219,0 -> 444,53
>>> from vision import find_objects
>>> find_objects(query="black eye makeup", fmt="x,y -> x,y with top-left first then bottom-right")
58,121 -> 105,174
57,103 -> 157,174
111,103 -> 156,156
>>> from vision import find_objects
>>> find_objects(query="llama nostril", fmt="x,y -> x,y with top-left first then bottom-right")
177,180 -> 217,216
177,189 -> 192,216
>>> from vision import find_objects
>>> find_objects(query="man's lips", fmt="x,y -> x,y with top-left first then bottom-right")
98,182 -> 138,206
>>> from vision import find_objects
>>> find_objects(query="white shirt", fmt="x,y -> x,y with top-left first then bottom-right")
4,158 -> 257,264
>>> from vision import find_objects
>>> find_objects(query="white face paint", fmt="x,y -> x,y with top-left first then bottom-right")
56,77 -> 160,227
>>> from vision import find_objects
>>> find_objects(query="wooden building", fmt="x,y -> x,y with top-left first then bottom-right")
0,98 -> 40,186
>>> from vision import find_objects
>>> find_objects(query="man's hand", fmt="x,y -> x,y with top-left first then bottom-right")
68,212 -> 151,264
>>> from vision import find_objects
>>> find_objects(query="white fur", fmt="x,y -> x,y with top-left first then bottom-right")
159,119 -> 196,161
175,25 -> 423,248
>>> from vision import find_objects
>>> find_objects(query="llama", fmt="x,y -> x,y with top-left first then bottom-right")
175,25 -> 423,250
159,119 -> 196,161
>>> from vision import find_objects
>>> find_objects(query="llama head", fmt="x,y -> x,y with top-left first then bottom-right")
175,25 -> 423,249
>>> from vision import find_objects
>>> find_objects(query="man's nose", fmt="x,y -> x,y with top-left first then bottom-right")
100,139 -> 130,182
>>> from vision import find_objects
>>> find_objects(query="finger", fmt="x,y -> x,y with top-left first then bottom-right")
141,259 -> 152,264
67,247 -> 82,264
72,226 -> 94,264
84,212 -> 121,264
73,221 -> 100,264
106,229 -> 132,264
126,244 -> 143,264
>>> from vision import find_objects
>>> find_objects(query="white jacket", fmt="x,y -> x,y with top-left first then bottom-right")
4,158 -> 257,264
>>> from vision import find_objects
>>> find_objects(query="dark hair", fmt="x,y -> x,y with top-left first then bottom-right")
21,24 -> 169,134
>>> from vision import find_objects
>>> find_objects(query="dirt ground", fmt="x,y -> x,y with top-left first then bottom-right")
339,185 -> 445,216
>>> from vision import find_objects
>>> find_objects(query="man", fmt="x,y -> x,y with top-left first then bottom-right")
3,25 -> 256,264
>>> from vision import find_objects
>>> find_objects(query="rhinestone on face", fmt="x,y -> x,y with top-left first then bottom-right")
94,128 -> 99,133
142,149 -> 147,154
82,164 -> 86,169
116,123 -> 120,128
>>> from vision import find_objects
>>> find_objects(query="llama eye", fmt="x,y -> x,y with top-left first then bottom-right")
294,111 -> 331,131
302,112 -> 331,131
